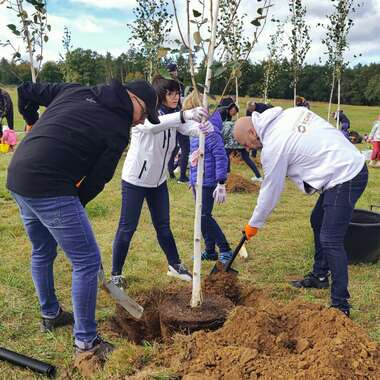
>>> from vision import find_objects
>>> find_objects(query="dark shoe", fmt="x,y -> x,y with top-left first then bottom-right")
330,305 -> 350,318
290,272 -> 329,289
201,251 -> 218,261
178,176 -> 189,184
167,263 -> 192,282
41,307 -> 74,332
169,172 -> 176,179
75,335 -> 114,359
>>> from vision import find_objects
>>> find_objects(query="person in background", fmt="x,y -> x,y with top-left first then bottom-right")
0,87 -> 14,138
332,110 -> 350,140
296,96 -> 310,109
219,98 -> 262,182
6,79 -> 160,365
234,106 -> 367,318
223,120 -> 262,182
186,91 -> 233,264
167,64 -> 191,183
368,115 -> 380,168
246,100 -> 273,116
218,97 -> 239,122
246,100 -> 273,158
111,76 -> 211,288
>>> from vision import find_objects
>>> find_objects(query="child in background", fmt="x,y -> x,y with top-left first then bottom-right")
186,92 -> 233,264
1,125 -> 17,152
368,115 -> 380,168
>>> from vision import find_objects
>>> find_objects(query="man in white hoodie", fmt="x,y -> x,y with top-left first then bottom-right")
234,107 -> 368,317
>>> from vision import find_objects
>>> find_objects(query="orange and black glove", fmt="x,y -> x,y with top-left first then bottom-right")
245,224 -> 258,240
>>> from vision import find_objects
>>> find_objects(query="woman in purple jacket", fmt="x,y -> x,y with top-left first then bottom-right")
186,93 -> 233,264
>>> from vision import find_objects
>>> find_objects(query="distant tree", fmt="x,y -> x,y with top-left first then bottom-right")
365,75 -> 380,105
0,0 -> 51,82
262,21 -> 286,103
64,48 -> 106,85
288,0 -> 311,106
128,0 -> 173,81
322,0 -> 357,125
40,61 -> 64,82
59,25 -> 73,81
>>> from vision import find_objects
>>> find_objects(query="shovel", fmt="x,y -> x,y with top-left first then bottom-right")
98,263 -> 144,319
210,232 -> 247,275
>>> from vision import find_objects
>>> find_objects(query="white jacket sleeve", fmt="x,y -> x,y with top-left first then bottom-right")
249,152 -> 288,228
177,120 -> 200,137
134,112 -> 182,135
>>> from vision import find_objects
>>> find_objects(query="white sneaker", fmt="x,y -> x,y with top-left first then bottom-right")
251,177 -> 263,182
174,166 -> 181,174
167,263 -> 192,282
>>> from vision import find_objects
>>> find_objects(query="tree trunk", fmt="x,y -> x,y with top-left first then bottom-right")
191,0 -> 220,308
17,0 -> 36,83
327,71 -> 335,122
336,78 -> 341,129
293,82 -> 296,107
235,76 -> 239,117
263,64 -> 270,103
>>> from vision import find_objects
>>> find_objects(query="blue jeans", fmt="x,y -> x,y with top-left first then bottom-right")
112,181 -> 180,275
311,164 -> 368,309
193,186 -> 231,254
12,192 -> 100,345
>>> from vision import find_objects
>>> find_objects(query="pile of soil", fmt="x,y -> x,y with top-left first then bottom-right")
104,273 -> 380,379
226,173 -> 259,193
158,298 -> 380,379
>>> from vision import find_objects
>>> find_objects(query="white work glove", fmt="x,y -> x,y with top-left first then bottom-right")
183,107 -> 208,122
213,183 -> 227,204
198,121 -> 214,134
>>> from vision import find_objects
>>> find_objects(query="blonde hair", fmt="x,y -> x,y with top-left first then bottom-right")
182,91 -> 201,111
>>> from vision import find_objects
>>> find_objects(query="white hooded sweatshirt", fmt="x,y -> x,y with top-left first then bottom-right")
249,107 -> 365,228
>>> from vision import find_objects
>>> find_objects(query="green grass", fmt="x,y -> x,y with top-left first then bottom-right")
0,86 -> 379,378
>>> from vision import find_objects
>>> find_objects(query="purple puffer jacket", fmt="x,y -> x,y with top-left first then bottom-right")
190,111 -> 228,187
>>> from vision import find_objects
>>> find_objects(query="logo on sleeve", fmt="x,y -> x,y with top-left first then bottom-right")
85,97 -> 97,104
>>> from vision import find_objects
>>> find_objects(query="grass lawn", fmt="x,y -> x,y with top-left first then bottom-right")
0,86 -> 379,379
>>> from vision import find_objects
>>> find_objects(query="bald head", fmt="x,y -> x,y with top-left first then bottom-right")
233,116 -> 262,150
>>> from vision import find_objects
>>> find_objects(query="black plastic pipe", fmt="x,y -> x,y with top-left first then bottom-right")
0,347 -> 56,377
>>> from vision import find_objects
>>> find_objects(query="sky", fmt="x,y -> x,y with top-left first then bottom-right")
0,0 -> 379,66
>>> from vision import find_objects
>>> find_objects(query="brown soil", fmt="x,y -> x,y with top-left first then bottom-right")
105,273 -> 380,380
160,288 -> 234,339
226,173 -> 259,193
158,298 -> 380,380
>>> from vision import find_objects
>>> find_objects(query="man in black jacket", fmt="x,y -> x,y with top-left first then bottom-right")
0,87 -> 14,137
7,79 -> 159,363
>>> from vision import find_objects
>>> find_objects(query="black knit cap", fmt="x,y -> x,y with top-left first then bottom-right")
125,80 -> 160,124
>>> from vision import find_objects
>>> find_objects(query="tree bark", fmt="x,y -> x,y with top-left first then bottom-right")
327,71 -> 335,122
191,0 -> 220,308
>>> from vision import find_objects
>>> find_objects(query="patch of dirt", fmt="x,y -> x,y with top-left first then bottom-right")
160,288 -> 234,339
107,273 -> 380,379
105,289 -> 162,344
226,173 -> 259,193
158,298 -> 380,379
74,351 -> 104,379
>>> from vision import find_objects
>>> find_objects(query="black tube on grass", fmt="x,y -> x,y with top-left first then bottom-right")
0,347 -> 56,378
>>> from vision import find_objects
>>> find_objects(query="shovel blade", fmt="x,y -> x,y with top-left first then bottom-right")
103,281 -> 144,319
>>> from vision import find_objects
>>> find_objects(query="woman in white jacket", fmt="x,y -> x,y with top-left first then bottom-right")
111,76 -> 211,287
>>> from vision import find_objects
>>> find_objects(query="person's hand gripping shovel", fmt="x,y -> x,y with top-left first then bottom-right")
76,179 -> 144,319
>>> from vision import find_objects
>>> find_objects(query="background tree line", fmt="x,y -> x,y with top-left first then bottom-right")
1,50 -> 379,106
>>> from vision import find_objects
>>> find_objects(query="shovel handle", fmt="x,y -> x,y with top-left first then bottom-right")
224,232 -> 247,271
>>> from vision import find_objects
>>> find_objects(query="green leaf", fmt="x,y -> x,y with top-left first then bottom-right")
44,35 -> 48,43
193,9 -> 202,17
251,19 -> 261,27
213,66 -> 227,78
